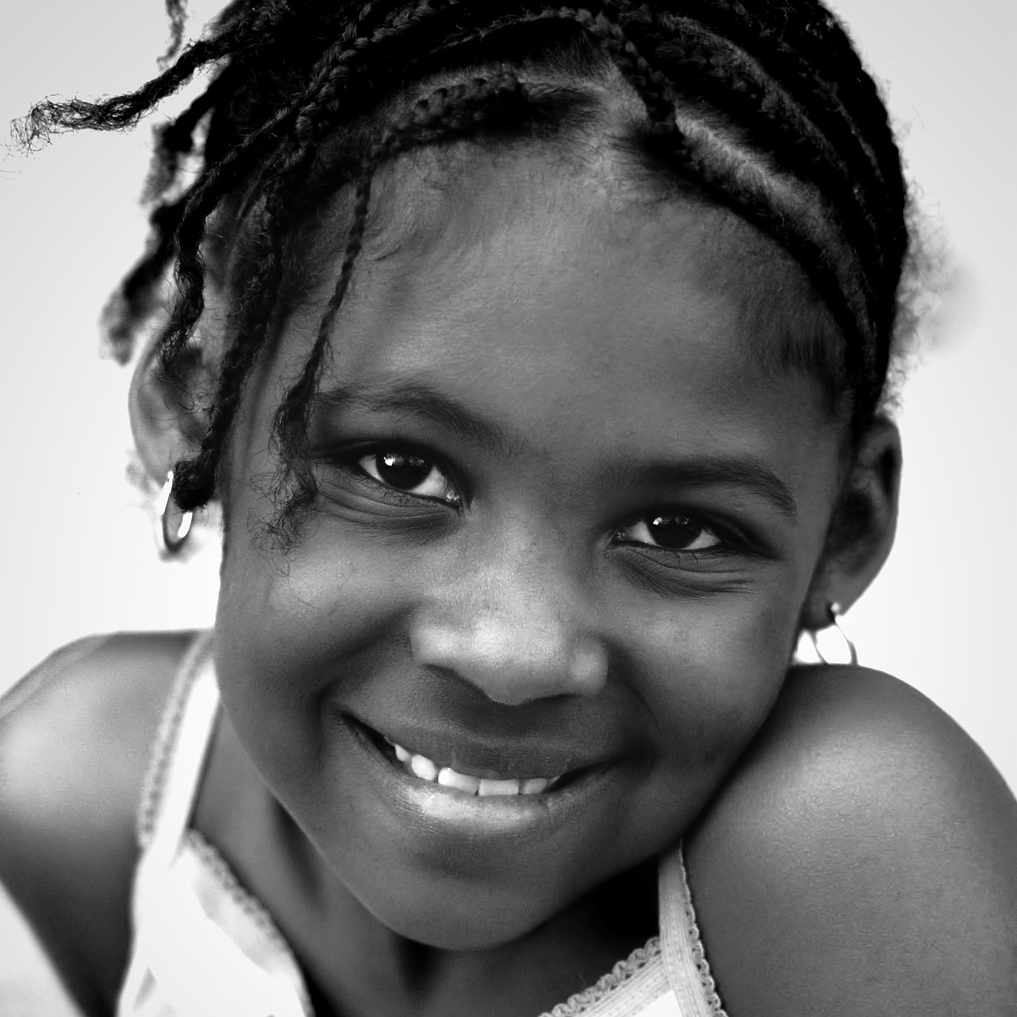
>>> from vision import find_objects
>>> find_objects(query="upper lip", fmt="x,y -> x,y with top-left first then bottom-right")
345,712 -> 618,780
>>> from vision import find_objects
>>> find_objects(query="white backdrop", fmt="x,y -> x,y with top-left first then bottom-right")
1,1 -> 1014,791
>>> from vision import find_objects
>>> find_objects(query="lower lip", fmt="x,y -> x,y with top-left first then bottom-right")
341,715 -> 616,840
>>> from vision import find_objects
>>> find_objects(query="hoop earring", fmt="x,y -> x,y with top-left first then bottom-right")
155,469 -> 193,557
806,602 -> 858,666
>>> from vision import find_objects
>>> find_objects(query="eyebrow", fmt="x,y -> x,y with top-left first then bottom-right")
314,380 -> 797,519
314,380 -> 515,455
611,457 -> 799,519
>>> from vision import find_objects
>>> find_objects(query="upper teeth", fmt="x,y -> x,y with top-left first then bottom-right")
387,739 -> 559,796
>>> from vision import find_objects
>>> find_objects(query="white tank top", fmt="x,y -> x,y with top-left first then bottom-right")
117,633 -> 729,1017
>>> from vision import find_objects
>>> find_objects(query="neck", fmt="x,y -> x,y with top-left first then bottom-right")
296,855 -> 659,1017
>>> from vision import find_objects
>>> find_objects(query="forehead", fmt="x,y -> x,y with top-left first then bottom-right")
268,144 -> 838,479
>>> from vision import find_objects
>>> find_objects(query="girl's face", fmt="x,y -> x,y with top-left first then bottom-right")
214,145 -> 845,948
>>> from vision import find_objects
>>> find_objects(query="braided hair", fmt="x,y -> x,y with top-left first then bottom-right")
18,0 -> 912,542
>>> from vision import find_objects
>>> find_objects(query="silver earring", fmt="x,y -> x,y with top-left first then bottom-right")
155,469 -> 193,557
806,602 -> 858,666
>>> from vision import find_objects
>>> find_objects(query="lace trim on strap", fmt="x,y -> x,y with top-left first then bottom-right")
659,846 -> 729,1017
539,937 -> 662,1017
136,631 -> 215,848
182,829 -> 315,1014
677,862 -> 726,1015
184,829 -> 300,962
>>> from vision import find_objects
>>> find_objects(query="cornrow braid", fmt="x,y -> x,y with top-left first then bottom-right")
571,5 -> 678,128
651,24 -> 884,271
635,3 -> 896,245
291,0 -> 450,142
662,1 -> 906,269
21,0 -> 911,542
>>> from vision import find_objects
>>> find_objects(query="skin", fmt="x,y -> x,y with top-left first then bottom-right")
1,140 -> 1014,1017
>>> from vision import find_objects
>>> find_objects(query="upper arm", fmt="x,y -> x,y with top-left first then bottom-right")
685,666 -> 1017,1017
0,632 -> 191,1014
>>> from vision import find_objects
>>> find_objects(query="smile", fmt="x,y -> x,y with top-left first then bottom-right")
338,712 -> 625,843
381,736 -> 562,796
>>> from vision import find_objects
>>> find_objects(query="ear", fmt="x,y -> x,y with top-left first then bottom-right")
800,415 -> 902,630
128,338 -> 209,487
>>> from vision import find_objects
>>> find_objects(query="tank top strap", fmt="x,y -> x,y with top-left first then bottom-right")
132,631 -> 219,916
657,846 -> 729,1017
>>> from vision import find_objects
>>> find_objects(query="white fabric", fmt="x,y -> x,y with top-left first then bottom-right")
117,638 -> 313,1017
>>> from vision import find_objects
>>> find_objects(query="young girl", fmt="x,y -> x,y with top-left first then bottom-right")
2,1 -> 1014,1015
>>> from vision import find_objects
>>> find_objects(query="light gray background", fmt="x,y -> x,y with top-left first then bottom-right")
2,0 -> 1014,791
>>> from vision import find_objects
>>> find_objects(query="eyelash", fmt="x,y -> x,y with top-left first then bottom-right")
612,513 -> 727,557
332,445 -> 464,507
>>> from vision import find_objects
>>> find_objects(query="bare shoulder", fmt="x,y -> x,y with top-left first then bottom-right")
685,665 -> 1017,1017
0,631 -> 197,1014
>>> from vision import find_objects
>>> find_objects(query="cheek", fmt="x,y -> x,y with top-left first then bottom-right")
634,596 -> 798,772
214,526 -> 415,742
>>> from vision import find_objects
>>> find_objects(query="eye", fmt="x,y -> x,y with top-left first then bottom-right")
616,512 -> 721,552
357,449 -> 461,505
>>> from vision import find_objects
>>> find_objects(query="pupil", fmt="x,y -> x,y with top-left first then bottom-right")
377,452 -> 431,491
648,514 -> 700,549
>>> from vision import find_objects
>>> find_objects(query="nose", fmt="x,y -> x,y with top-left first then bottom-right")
409,547 -> 609,706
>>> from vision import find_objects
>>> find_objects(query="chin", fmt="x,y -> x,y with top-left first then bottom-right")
355,870 -> 571,952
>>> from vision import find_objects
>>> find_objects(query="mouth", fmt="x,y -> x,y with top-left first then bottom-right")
334,711 -> 627,846
348,715 -> 598,800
